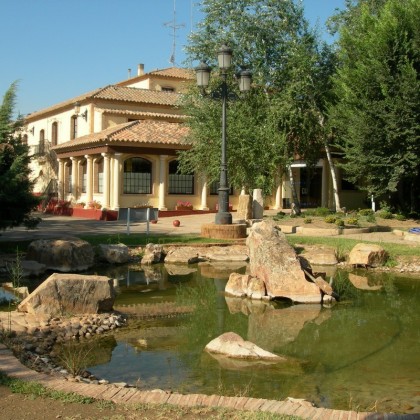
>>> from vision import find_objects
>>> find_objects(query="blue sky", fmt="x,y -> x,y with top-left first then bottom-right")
0,0 -> 345,116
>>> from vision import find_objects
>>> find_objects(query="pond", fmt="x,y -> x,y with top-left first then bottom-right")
82,263 -> 419,414
1,262 -> 419,414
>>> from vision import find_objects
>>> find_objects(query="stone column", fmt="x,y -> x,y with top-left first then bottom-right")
274,170 -> 283,210
200,178 -> 209,210
252,188 -> 264,219
57,158 -> 65,200
85,155 -> 93,205
158,155 -> 167,210
112,153 -> 122,210
70,157 -> 78,200
101,153 -> 110,209
321,159 -> 328,208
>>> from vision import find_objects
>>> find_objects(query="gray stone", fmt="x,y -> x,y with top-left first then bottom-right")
96,243 -> 130,264
18,273 -> 115,316
348,243 -> 388,267
164,246 -> 205,264
237,194 -> 252,220
247,220 -> 322,303
26,239 -> 94,272
200,245 -> 248,262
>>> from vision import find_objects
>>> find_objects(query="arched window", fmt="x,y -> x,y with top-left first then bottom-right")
123,157 -> 152,194
168,160 -> 194,194
51,122 -> 58,146
71,115 -> 78,139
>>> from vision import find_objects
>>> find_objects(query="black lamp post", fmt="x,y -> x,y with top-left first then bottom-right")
195,45 -> 252,225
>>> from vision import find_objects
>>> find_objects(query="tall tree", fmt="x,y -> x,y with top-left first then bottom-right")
330,0 -> 420,213
0,82 -> 39,230
180,0 -> 332,213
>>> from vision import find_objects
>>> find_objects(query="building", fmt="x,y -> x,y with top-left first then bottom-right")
22,64 -> 366,214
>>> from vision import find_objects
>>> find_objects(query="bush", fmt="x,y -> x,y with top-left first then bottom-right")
395,213 -> 406,221
305,207 -> 332,217
377,210 -> 393,219
325,215 -> 338,224
335,219 -> 345,227
303,217 -> 312,224
346,217 -> 359,226
358,208 -> 374,216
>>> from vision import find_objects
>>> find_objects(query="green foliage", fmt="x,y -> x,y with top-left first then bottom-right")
325,215 -> 338,224
0,83 -> 40,230
346,217 -> 359,226
305,207 -> 332,217
330,0 -> 420,213
303,217 -> 312,224
335,218 -> 345,227
377,210 -> 393,219
358,208 -> 374,216
395,213 -> 406,221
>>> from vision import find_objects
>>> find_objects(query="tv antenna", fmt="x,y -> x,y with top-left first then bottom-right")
164,0 -> 185,66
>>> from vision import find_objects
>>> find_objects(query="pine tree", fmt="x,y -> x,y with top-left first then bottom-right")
0,82 -> 40,230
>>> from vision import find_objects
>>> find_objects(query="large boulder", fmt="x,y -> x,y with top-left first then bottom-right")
141,243 -> 164,265
18,273 -> 115,316
205,332 -> 285,361
26,238 -> 94,272
201,245 -> 248,262
348,243 -> 388,267
96,243 -> 130,264
164,246 -> 205,264
246,220 -> 322,303
236,194 -> 252,220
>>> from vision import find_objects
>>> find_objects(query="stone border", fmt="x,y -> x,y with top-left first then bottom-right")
0,343 -> 388,419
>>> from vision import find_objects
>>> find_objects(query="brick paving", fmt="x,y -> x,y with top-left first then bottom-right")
2,344 -> 409,419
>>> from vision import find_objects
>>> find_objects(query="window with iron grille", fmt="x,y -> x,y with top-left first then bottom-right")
123,157 -> 152,194
209,180 -> 234,195
168,160 -> 194,194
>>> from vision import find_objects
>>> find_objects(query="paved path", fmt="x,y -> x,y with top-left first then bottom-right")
1,343 -> 413,419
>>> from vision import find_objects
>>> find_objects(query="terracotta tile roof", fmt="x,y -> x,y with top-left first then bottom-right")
91,86 -> 181,105
148,67 -> 194,79
51,120 -> 190,153
97,108 -> 185,120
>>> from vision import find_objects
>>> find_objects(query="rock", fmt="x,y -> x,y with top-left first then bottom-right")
313,276 -> 334,296
225,273 -> 266,299
348,243 -> 388,267
236,194 -> 252,220
26,239 -> 94,272
141,244 -> 164,265
348,273 -> 383,290
199,262 -> 247,279
200,245 -> 248,262
301,248 -> 338,266
164,264 -> 197,276
18,273 -> 115,316
246,220 -> 322,303
252,189 -> 264,219
205,332 -> 285,361
164,246 -> 205,264
96,244 -> 130,264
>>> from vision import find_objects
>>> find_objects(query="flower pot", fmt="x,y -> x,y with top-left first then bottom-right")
173,220 -> 181,227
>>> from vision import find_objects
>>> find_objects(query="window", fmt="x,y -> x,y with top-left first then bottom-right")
168,160 -> 194,194
123,157 -> 152,194
162,86 -> 175,92
51,122 -> 58,146
80,161 -> 87,193
210,180 -> 233,195
39,129 -> 45,154
96,159 -> 104,194
66,164 -> 72,194
21,134 -> 28,145
71,115 -> 78,139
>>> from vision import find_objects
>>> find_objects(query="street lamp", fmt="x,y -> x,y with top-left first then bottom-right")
195,45 -> 252,225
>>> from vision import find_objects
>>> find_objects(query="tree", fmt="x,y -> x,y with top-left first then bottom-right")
0,82 -> 40,230
330,0 -> 420,214
180,0 -> 334,213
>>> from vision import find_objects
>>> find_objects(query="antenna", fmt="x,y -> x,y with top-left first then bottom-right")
164,0 -> 185,66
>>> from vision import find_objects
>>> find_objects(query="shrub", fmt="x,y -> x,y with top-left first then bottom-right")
325,215 -> 337,224
395,213 -> 406,221
346,217 -> 359,226
335,218 -> 345,227
306,207 -> 332,217
303,217 -> 312,224
378,210 -> 393,219
358,208 -> 374,216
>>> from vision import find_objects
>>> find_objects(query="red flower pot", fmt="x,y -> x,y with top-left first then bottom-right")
173,219 -> 181,227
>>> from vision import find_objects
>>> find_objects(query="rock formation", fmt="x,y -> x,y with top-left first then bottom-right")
348,243 -> 388,267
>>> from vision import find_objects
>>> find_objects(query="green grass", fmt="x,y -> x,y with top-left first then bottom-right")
286,235 -> 419,260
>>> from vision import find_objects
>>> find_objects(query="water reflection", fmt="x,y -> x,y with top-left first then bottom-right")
73,263 -> 420,413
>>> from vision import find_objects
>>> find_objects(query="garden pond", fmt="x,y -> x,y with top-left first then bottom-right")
1,262 -> 420,414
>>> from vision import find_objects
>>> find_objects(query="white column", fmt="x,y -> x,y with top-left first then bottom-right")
101,153 -> 110,209
70,157 -> 78,200
321,159 -> 328,208
57,158 -> 65,200
200,178 -> 209,210
85,155 -> 93,205
274,170 -> 283,210
112,153 -> 122,210
158,155 -> 168,210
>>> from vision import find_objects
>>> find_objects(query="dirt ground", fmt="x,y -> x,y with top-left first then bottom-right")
0,385 -> 261,420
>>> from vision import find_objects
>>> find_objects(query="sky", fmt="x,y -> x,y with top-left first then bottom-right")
0,0 -> 346,117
